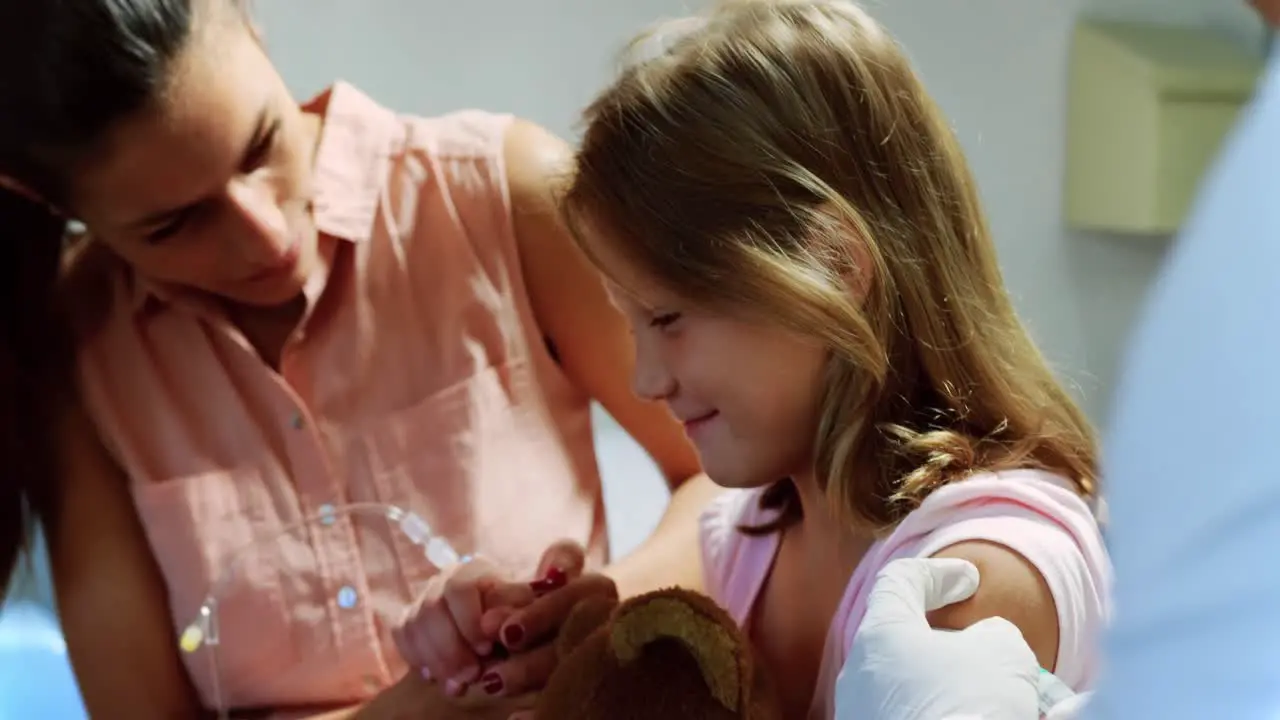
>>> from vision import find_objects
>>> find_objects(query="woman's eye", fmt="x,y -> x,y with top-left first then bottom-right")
242,119 -> 282,173
145,211 -> 190,244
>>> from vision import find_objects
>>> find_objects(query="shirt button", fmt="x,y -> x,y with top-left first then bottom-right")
318,504 -> 337,526
290,412 -> 305,430
336,585 -> 359,609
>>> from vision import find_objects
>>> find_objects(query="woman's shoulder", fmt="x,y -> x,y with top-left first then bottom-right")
396,104 -> 516,166
389,106 -> 523,249
309,82 -> 518,198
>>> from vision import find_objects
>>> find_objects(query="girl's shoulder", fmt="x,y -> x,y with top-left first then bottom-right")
846,468 -> 1112,689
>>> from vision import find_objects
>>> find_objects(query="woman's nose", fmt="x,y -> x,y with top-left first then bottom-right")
226,177 -> 291,260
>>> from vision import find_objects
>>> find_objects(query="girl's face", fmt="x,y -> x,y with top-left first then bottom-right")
606,274 -> 829,490
68,9 -> 321,308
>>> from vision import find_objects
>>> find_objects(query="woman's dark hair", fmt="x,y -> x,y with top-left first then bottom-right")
0,0 -> 197,600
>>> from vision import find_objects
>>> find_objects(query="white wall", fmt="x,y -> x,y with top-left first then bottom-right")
6,0 -> 1269,605
253,0 -> 1264,429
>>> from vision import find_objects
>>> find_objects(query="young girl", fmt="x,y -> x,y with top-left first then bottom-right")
559,1 -> 1112,716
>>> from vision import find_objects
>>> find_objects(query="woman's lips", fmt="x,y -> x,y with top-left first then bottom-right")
247,240 -> 301,283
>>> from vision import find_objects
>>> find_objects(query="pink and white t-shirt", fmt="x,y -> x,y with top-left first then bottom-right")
699,469 -> 1112,719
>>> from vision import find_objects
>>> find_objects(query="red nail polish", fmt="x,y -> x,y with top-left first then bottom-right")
482,672 -> 504,696
502,623 -> 525,647
529,567 -> 567,593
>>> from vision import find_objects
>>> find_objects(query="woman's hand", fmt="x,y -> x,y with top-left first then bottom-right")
350,670 -> 536,720
473,542 -> 618,701
392,540 -> 616,700
393,556 -> 537,695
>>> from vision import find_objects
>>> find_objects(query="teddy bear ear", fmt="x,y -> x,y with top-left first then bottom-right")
608,590 -> 746,713
556,595 -> 620,660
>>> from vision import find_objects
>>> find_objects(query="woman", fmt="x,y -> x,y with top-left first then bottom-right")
0,0 -> 716,717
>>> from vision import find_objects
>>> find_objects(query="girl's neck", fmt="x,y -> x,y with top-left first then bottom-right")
788,469 -> 875,576
749,470 -> 877,717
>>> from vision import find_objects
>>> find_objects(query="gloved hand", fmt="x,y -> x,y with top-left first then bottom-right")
834,557 -> 1044,720
1044,691 -> 1091,720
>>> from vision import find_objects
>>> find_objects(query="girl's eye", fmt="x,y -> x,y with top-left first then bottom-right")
649,312 -> 681,329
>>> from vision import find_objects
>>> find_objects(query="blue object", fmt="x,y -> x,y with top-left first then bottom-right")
0,602 -> 87,719
1087,43 -> 1280,720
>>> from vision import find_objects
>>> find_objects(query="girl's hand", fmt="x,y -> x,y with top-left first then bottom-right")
473,542 -> 618,701
392,556 -> 536,696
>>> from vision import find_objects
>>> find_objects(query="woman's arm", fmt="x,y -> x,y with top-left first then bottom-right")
503,119 -> 723,598
48,399 -> 204,718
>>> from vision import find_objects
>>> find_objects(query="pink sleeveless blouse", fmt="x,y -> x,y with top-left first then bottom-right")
74,83 -> 607,711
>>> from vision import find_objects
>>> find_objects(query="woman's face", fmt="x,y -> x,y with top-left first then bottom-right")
68,9 -> 321,307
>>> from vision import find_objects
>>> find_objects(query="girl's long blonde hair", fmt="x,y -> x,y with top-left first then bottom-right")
564,0 -> 1098,530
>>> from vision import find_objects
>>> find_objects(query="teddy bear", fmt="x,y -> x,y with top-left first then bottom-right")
530,587 -> 780,719
358,588 -> 776,720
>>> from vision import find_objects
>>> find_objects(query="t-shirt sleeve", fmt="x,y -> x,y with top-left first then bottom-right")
840,473 -> 1111,692
912,510 -> 1109,690
698,489 -> 779,626
699,490 -> 742,603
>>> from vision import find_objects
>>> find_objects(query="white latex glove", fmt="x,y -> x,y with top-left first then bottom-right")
834,557 -> 1042,720
1044,692 -> 1091,720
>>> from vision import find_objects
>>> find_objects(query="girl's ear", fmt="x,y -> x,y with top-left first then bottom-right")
843,240 -> 873,302
817,205 -> 875,303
